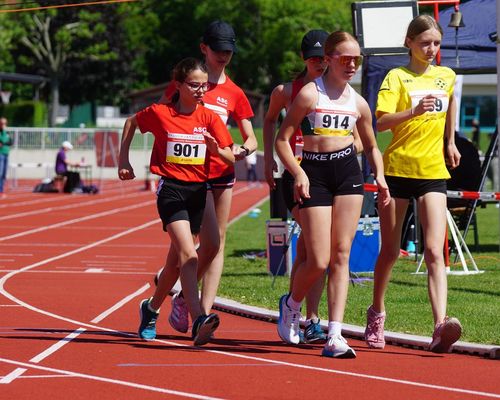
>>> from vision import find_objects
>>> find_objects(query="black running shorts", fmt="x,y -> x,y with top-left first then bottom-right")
385,175 -> 447,199
299,144 -> 364,208
156,177 -> 207,234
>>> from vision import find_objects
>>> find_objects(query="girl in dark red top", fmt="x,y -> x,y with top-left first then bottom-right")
118,58 -> 234,346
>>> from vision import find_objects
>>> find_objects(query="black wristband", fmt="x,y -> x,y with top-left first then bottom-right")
240,145 -> 250,156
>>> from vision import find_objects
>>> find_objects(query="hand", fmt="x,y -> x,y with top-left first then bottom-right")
118,161 -> 135,180
414,94 -> 437,115
264,159 -> 278,190
375,177 -> 391,208
293,170 -> 310,204
233,146 -> 247,161
446,142 -> 461,169
202,132 -> 219,154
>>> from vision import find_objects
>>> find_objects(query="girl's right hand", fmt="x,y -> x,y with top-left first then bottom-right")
293,170 -> 310,204
118,162 -> 135,180
414,94 -> 437,115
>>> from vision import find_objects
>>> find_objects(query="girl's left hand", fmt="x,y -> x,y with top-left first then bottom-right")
203,132 -> 219,154
233,146 -> 247,161
376,179 -> 391,208
446,143 -> 461,169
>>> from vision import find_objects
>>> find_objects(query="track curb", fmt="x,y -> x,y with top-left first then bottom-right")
211,295 -> 500,360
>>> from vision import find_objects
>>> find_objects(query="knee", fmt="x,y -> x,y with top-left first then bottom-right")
177,251 -> 198,267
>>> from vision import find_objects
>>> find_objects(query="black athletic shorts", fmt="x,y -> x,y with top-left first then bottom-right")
156,177 -> 207,234
207,173 -> 235,191
299,144 -> 364,209
385,175 -> 447,199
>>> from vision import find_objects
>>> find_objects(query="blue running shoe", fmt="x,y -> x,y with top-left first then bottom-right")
298,330 -> 306,344
138,298 -> 159,341
304,320 -> 327,343
192,313 -> 220,346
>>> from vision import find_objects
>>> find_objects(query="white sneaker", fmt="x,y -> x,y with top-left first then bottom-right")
277,294 -> 301,344
322,335 -> 357,358
168,292 -> 189,333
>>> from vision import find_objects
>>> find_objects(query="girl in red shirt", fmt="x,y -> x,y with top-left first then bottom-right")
157,21 -> 258,335
118,57 -> 234,345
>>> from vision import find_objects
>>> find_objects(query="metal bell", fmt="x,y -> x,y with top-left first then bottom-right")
448,11 -> 465,28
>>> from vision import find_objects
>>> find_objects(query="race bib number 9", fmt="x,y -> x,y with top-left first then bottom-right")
313,108 -> 357,136
409,90 -> 449,114
166,133 -> 206,165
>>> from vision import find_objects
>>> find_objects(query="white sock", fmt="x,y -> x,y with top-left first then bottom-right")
287,295 -> 302,311
147,301 -> 159,313
328,321 -> 342,337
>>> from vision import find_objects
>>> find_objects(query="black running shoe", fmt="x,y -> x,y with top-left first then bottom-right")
192,313 -> 220,346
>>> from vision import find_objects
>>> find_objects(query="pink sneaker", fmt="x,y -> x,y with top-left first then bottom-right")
429,317 -> 462,353
364,305 -> 386,349
168,292 -> 189,333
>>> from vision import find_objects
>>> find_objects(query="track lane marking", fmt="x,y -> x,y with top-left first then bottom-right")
0,191 -> 150,222
0,200 -> 155,242
0,358 -> 225,399
3,190 -> 497,398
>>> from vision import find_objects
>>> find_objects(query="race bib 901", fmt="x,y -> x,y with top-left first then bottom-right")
166,133 -> 206,165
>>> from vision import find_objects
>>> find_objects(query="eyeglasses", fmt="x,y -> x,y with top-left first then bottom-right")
331,55 -> 363,69
184,81 -> 210,91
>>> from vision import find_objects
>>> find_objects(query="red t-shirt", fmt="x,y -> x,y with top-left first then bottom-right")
164,76 -> 254,179
136,103 -> 233,182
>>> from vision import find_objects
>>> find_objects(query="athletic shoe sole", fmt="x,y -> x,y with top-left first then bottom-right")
322,348 -> 357,359
430,318 -> 462,353
193,314 -> 220,346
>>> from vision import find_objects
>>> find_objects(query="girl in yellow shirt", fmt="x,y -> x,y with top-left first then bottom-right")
364,15 -> 462,353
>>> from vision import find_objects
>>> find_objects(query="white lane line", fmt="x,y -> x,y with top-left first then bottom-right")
91,283 -> 149,324
2,282 -> 499,400
4,193 -> 495,398
0,191 -> 149,222
0,368 -> 27,384
5,283 -> 150,382
0,269 -> 154,276
0,200 -> 155,242
30,328 -> 87,364
0,358 -> 224,400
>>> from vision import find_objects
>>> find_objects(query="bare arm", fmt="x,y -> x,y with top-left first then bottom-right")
356,97 -> 391,208
445,95 -> 460,169
203,132 -> 235,166
234,118 -> 257,161
263,83 -> 289,189
275,83 -> 315,203
376,94 -> 437,132
118,115 -> 138,180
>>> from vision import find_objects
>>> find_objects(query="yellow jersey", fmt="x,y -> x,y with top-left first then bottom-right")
376,65 -> 455,179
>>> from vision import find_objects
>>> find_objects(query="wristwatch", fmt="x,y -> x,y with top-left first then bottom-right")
240,145 -> 250,156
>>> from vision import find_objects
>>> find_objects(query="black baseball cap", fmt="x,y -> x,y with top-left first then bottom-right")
202,20 -> 237,53
301,29 -> 329,59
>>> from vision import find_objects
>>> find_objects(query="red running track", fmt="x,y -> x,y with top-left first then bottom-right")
0,180 -> 498,400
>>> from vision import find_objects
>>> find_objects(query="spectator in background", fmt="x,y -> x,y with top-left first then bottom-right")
55,141 -> 81,193
471,119 -> 480,149
245,150 -> 258,182
0,117 -> 12,199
